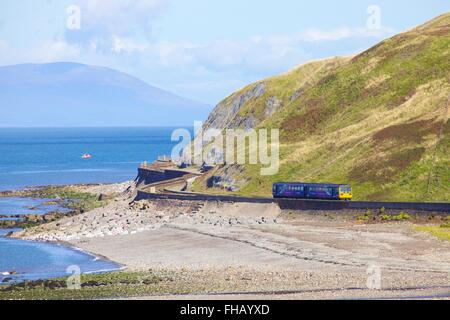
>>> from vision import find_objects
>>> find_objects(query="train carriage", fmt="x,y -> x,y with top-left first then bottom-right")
272,182 -> 352,201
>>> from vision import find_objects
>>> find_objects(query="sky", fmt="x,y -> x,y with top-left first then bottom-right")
0,0 -> 449,105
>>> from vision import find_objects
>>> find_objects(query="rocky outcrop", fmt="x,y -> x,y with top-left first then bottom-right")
203,82 -> 267,131
206,165 -> 248,192
185,57 -> 346,192
265,96 -> 283,117
0,211 -> 73,229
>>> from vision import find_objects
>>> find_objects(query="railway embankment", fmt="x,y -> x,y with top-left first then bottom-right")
134,160 -> 450,213
135,188 -> 450,213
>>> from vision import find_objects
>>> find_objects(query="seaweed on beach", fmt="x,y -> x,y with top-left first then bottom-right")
0,185 -> 108,230
0,271 -> 172,300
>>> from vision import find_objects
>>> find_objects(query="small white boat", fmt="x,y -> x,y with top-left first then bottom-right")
82,153 -> 92,159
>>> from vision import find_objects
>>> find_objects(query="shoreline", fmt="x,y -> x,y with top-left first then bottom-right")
0,235 -> 124,285
2,180 -> 450,299
0,226 -> 125,282
0,181 -> 132,284
0,181 -> 127,197
0,181 -> 133,230
0,233 -> 127,285
55,238 -> 127,272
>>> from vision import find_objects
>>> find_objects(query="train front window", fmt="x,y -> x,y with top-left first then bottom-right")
340,186 -> 351,193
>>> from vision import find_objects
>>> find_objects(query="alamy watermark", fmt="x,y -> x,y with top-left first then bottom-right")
66,4 -> 81,30
367,5 -> 382,30
66,265 -> 81,290
366,264 -> 382,290
171,122 -> 280,176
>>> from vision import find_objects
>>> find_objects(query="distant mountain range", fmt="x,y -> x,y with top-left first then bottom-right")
0,62 -> 211,127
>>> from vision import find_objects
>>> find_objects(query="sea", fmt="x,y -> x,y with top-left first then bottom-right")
0,127 -> 188,191
0,127 -> 189,283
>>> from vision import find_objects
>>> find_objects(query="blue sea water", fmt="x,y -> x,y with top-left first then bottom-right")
0,197 -> 70,216
0,127 -> 187,191
0,127 -> 188,283
0,229 -> 120,283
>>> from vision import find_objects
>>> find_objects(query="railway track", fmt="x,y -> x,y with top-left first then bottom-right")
133,163 -> 450,213
134,188 -> 450,213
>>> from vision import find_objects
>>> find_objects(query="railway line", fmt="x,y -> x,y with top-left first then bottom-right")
135,188 -> 450,213
133,163 -> 450,213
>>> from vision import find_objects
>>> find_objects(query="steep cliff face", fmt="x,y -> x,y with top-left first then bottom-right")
201,57 -> 350,132
191,13 -> 450,201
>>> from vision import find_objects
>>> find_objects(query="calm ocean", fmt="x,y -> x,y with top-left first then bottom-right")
0,127 -> 188,191
0,127 -> 190,283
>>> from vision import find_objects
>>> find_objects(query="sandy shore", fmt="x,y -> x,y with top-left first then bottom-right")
13,183 -> 450,299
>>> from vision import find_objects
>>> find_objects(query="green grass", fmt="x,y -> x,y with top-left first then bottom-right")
33,186 -> 107,211
0,186 -> 108,230
193,13 -> 450,202
414,224 -> 450,241
380,212 -> 412,221
356,210 -> 373,222
0,272 -> 184,300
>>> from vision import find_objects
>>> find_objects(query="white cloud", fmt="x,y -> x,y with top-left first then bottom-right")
79,0 -> 167,32
130,26 -> 395,102
299,26 -> 395,42
34,41 -> 81,62
0,40 -> 7,49
65,0 -> 169,50
0,0 -> 397,104
0,40 -> 80,65
111,36 -> 147,53
116,25 -> 394,75
62,0 -> 395,72
60,0 -> 395,88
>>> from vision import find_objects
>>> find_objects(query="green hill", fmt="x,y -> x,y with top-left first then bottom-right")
191,13 -> 450,202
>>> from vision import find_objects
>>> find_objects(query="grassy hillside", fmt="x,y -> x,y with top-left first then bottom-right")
191,13 -> 450,202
